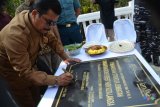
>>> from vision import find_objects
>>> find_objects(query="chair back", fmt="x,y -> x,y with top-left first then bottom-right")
113,19 -> 136,42
85,23 -> 108,43
114,19 -> 141,53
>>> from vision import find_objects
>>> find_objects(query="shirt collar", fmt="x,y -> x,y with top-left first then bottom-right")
24,10 -> 41,36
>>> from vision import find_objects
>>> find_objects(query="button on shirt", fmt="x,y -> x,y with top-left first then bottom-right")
57,0 -> 80,25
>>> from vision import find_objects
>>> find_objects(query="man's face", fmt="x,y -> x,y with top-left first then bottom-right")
31,9 -> 58,34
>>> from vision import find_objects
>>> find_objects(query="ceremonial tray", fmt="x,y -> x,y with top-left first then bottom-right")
52,55 -> 160,107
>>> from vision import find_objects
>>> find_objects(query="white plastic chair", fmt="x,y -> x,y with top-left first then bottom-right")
113,19 -> 141,53
85,23 -> 108,43
114,19 -> 136,42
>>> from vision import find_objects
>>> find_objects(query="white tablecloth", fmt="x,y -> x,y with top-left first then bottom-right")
38,42 -> 160,107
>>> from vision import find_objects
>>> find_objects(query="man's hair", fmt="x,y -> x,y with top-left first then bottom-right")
29,0 -> 61,16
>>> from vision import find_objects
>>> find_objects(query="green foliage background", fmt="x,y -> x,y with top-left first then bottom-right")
6,0 -> 129,17
80,0 -> 130,14
6,0 -> 24,17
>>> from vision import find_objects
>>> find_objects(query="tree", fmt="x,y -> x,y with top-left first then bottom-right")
6,0 -> 24,17
6,0 -> 130,16
80,0 -> 129,14
80,0 -> 99,13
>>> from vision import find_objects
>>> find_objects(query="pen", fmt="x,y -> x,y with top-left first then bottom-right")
62,68 -> 78,83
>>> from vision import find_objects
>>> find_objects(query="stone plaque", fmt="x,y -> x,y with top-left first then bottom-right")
52,55 -> 160,107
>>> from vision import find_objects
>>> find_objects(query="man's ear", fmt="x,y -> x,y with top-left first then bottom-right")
31,9 -> 39,18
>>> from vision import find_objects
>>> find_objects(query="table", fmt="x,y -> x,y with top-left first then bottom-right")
38,42 -> 160,107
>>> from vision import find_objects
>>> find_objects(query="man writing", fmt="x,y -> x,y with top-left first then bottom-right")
16,0 -> 65,75
0,0 -> 80,107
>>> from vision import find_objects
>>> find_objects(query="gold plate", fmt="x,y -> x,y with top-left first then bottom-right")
85,45 -> 107,55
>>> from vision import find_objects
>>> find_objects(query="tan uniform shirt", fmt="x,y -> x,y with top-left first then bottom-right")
0,10 -> 68,86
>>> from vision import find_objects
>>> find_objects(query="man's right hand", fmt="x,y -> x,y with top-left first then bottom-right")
56,72 -> 73,86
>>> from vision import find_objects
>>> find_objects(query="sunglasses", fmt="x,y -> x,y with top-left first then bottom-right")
41,16 -> 57,26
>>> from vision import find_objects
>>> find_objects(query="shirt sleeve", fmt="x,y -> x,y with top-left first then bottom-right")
3,28 -> 52,86
46,31 -> 69,60
73,0 -> 81,9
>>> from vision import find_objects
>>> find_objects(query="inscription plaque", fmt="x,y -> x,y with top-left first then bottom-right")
52,55 -> 160,107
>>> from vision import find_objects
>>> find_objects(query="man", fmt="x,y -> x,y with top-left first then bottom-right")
57,0 -> 83,45
16,0 -> 63,75
144,0 -> 160,32
134,0 -> 160,66
0,0 -> 80,107
94,0 -> 115,41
